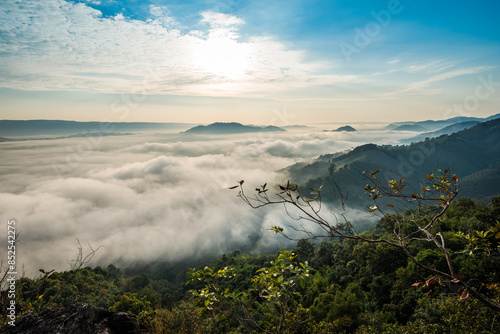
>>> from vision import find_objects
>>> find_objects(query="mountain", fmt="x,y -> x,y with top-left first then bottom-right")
284,118 -> 500,208
385,113 -> 500,132
282,125 -> 310,130
333,125 -> 356,132
401,121 -> 481,144
392,124 -> 428,132
0,120 -> 192,137
184,122 -> 286,134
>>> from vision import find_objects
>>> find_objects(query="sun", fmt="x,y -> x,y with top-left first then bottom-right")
194,36 -> 251,80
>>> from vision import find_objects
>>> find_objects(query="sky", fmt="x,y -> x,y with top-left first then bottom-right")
1,0 -> 499,124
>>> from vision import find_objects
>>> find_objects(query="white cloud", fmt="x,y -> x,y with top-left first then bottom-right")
0,129 -> 394,276
149,4 -> 177,28
124,133 -> 358,160
0,0 -> 347,96
200,11 -> 244,29
387,66 -> 494,96
407,59 -> 449,73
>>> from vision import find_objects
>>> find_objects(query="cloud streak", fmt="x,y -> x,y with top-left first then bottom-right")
387,65 -> 495,96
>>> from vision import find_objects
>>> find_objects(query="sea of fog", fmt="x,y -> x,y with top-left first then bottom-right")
0,125 -> 417,276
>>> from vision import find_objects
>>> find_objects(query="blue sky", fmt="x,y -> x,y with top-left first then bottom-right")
1,0 -> 499,124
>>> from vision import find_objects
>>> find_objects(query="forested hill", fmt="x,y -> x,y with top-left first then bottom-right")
184,122 -> 285,134
384,112 -> 500,131
285,118 -> 500,207
400,120 -> 481,144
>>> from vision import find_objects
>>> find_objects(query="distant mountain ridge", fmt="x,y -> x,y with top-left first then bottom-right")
285,118 -> 500,208
184,122 -> 286,134
392,124 -> 428,132
401,121 -> 481,144
0,120 -> 192,137
385,113 -> 500,132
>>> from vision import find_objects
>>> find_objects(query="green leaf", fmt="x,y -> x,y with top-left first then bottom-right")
267,226 -> 284,234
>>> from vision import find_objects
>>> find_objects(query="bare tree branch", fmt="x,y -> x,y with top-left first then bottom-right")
230,169 -> 500,313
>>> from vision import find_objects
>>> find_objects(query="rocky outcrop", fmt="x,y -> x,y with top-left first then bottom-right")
0,303 -> 146,334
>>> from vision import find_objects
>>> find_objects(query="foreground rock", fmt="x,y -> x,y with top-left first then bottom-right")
0,303 -> 146,334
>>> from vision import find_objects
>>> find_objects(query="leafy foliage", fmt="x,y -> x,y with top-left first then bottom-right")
3,193 -> 500,332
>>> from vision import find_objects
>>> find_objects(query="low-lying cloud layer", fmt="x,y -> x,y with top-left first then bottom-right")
0,129 -> 410,276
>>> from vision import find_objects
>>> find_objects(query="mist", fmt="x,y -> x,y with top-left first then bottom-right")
0,127 -> 412,276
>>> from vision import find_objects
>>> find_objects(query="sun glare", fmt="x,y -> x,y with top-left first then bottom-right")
194,37 -> 251,80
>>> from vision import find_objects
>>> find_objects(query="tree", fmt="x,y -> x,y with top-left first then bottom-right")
295,239 -> 315,263
230,169 -> 500,313
187,250 -> 313,333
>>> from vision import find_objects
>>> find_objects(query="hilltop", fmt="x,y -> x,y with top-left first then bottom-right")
385,113 -> 500,132
0,120 -> 192,137
401,120 -> 481,144
285,118 -> 500,207
184,122 -> 286,134
334,125 -> 356,132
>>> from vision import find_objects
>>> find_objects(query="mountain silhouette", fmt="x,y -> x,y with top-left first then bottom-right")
184,122 -> 286,134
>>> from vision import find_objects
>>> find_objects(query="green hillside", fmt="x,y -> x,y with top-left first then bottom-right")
285,118 -> 500,209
